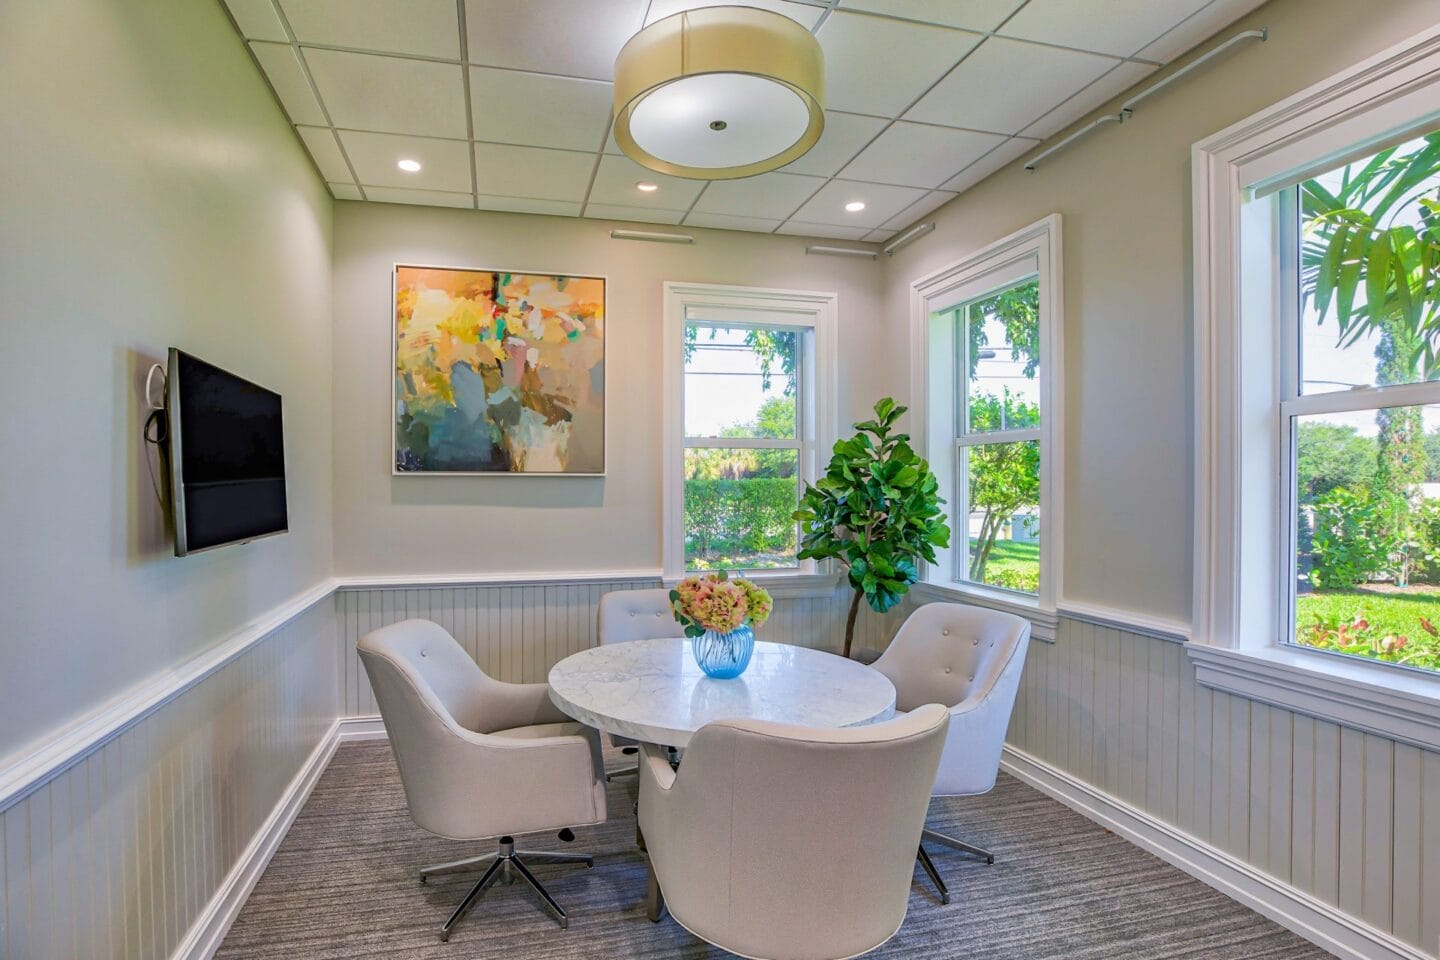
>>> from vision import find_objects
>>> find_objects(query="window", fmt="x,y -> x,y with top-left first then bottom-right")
1286,136 -> 1440,676
1192,27 -> 1440,750
683,324 -> 803,571
911,216 -> 1062,630
662,283 -> 836,589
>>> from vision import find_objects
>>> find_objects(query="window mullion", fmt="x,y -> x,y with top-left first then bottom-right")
1280,380 -> 1440,418
955,428 -> 1041,447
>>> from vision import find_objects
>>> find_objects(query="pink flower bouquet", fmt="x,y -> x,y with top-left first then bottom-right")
669,572 -> 773,639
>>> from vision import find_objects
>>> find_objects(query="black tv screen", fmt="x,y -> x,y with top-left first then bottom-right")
166,348 -> 288,556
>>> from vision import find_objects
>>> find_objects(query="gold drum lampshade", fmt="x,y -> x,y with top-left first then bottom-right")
612,6 -> 824,180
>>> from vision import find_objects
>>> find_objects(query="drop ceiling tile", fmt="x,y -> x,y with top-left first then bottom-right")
683,212 -> 784,233
691,172 -> 826,220
476,195 -> 583,217
1000,0 -> 1211,60
839,122 -> 1006,188
249,42 -> 326,126
584,203 -> 687,225
839,0 -> 1026,33
789,179 -> 926,228
587,154 -> 706,209
464,0 -> 647,81
472,142 -> 595,201
1019,61 -> 1156,140
278,0 -> 460,58
469,69 -> 612,152
865,228 -> 898,242
365,186 -> 474,208
645,0 -> 824,29
776,221 -> 874,241
817,12 -> 980,117
328,182 -> 363,200
1134,0 -> 1267,62
296,125 -> 352,181
778,111 -> 887,177
224,0 -> 288,41
939,136 -> 1035,192
340,131 -> 473,191
877,189 -> 957,229
304,49 -> 468,138
906,37 -> 1115,135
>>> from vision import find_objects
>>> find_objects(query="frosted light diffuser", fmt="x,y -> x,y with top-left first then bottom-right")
613,7 -> 824,180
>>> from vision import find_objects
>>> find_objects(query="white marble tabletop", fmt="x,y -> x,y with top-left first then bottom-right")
547,637 -> 897,747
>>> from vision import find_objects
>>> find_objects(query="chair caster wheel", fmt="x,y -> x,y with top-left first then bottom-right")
559,828 -> 575,842
986,856 -> 995,865
419,876 -> 427,885
942,893 -> 951,905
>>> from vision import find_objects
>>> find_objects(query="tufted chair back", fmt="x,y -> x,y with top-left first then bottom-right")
871,603 -> 1030,796
598,588 -> 687,646
358,619 -> 606,839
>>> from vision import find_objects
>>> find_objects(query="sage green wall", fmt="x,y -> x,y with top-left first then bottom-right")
330,200 -> 888,576
0,0 -> 335,761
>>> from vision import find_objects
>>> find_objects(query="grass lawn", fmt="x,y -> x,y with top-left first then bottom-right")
1295,587 -> 1440,671
971,538 -> 1039,593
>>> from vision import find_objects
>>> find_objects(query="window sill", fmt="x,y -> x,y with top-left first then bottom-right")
663,571 -> 840,600
1185,642 -> 1440,752
909,580 -> 1057,641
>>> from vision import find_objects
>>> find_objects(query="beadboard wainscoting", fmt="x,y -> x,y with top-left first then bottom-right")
1003,619 -> 1440,960
0,594 -> 338,960
334,577 -> 909,718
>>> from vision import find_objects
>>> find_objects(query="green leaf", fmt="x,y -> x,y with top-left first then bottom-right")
1366,232 -> 1392,324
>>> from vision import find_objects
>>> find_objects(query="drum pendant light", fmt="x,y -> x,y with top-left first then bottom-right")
612,6 -> 824,180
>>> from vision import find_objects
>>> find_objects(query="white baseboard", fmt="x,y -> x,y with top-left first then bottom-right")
170,718 -> 342,960
336,714 -> 387,742
1001,745 -> 1431,960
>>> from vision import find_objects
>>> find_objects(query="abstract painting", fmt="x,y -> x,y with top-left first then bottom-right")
394,265 -> 605,475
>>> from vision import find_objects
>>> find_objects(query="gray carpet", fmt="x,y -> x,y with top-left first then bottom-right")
216,741 -> 1333,960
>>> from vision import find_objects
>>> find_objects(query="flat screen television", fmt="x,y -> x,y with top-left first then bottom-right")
165,348 -> 288,556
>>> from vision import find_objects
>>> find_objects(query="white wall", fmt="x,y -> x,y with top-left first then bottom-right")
0,0 -> 335,762
878,0 -> 1440,625
331,201 -> 888,576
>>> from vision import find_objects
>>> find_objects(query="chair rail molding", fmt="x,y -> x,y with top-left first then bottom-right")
0,576 -> 340,812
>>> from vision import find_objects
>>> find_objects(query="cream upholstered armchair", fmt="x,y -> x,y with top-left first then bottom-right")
870,602 -> 1030,904
638,706 -> 949,960
596,589 -> 686,779
358,619 -> 606,940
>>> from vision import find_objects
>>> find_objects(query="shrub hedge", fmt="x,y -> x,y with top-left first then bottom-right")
685,477 -> 797,560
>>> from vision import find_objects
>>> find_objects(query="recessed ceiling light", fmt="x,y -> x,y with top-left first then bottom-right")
845,200 -> 866,213
397,158 -> 422,173
636,181 -> 659,192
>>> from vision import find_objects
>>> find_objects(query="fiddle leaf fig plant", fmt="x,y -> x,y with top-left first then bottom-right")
794,398 -> 951,659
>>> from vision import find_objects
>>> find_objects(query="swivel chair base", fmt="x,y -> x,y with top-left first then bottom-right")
420,833 -> 592,940
915,828 -> 994,905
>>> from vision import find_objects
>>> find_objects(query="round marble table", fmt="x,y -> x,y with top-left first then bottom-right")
547,637 -> 897,747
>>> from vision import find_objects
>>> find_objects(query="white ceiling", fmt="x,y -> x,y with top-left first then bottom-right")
224,0 -> 1266,242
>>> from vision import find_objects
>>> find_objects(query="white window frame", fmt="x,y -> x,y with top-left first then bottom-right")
1191,23 -> 1440,751
661,281 -> 839,598
907,215 -> 1064,640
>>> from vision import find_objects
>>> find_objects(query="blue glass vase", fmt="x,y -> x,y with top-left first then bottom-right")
692,624 -> 755,679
